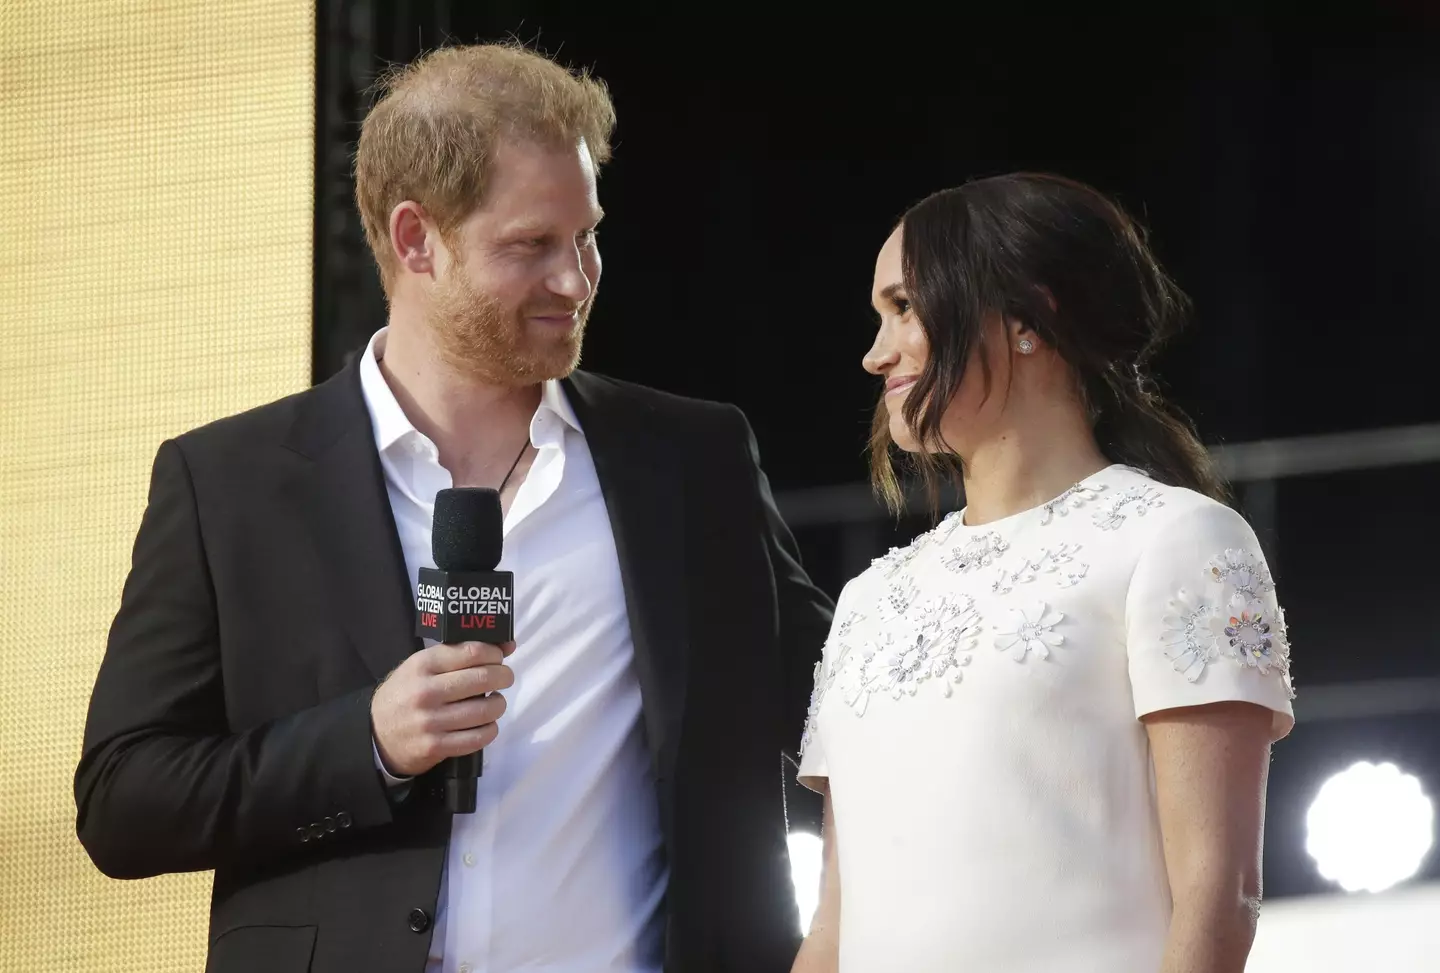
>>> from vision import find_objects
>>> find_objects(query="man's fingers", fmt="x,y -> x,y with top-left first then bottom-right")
425,641 -> 506,674
436,723 -> 500,758
429,693 -> 507,733
430,663 -> 513,704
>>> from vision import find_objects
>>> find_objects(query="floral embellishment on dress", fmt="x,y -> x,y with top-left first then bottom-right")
799,659 -> 826,758
1160,588 -> 1221,681
1093,485 -> 1165,531
877,576 -> 921,622
835,610 -> 865,641
869,512 -> 962,578
943,531 -> 1010,574
799,630 -> 857,758
1040,481 -> 1106,525
992,543 -> 1088,594
1223,595 -> 1285,674
1208,549 -> 1275,598
844,596 -> 980,714
1154,547 -> 1295,698
932,510 -> 966,545
993,601 -> 1065,662
871,540 -> 921,579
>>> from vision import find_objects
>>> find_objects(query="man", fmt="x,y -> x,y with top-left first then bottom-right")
75,43 -> 833,973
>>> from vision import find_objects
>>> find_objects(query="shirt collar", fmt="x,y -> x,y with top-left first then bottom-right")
358,328 -> 417,454
358,327 -> 583,454
538,371 -> 582,436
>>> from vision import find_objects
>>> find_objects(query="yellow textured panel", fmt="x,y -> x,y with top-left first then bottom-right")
0,2 -> 314,969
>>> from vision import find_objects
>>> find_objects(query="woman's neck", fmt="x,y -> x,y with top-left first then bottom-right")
959,404 -> 1110,527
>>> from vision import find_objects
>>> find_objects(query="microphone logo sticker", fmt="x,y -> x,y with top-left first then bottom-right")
414,568 -> 515,643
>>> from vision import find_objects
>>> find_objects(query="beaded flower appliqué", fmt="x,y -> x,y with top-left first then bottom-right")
993,601 -> 1065,663
1158,547 -> 1292,694
1094,485 -> 1165,531
1208,548 -> 1275,597
943,531 -> 1010,574
1160,588 -> 1222,681
845,595 -> 980,714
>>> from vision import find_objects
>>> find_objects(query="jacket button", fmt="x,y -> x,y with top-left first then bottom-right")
324,816 -> 337,832
336,810 -> 352,828
296,827 -> 309,843
408,908 -> 431,934
309,822 -> 326,840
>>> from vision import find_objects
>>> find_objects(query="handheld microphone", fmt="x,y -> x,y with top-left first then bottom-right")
415,487 -> 514,814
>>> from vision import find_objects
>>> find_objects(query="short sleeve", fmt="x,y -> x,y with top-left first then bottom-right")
797,582 -> 858,792
1125,500 -> 1295,741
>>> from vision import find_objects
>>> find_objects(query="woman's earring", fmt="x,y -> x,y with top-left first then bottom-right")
1017,338 -> 1035,355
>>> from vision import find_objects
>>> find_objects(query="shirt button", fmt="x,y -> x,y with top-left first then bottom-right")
459,964 -> 473,973
462,852 -> 476,867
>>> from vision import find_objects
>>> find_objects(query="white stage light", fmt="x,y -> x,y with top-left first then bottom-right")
1305,760 -> 1434,893
788,830 -> 824,933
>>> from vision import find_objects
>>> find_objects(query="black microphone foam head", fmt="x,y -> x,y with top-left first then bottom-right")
432,487 -> 503,571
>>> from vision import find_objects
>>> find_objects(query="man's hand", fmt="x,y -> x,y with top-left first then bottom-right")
371,640 -> 516,778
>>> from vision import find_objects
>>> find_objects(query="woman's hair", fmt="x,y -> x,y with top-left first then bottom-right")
870,172 -> 1228,513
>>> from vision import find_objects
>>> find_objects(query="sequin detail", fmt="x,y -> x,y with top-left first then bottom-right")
1040,482 -> 1106,525
845,595 -> 980,714
1093,485 -> 1165,531
1224,594 -> 1284,674
878,576 -> 921,622
1208,549 -> 1275,598
869,512 -> 964,579
1156,547 -> 1293,696
991,543 -> 1088,595
1160,588 -> 1221,681
799,615 -> 860,758
943,532 -> 1010,574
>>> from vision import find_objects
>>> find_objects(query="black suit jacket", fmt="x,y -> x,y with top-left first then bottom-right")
75,362 -> 834,973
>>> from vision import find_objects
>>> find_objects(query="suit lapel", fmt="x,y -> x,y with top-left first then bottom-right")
563,372 -> 690,782
284,364 -> 419,681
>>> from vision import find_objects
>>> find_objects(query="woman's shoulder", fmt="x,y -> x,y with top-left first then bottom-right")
1097,466 -> 1246,535
1098,469 -> 1265,584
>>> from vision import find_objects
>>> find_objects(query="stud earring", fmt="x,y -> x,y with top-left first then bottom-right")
1017,338 -> 1035,355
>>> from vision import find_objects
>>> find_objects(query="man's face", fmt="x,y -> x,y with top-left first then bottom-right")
425,137 -> 604,385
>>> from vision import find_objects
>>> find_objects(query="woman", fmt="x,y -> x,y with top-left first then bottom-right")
793,174 -> 1294,973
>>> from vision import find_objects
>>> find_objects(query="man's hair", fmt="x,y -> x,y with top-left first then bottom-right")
355,42 -> 616,290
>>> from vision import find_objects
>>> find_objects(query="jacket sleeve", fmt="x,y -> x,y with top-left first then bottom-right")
727,408 -> 835,765
74,439 -> 396,879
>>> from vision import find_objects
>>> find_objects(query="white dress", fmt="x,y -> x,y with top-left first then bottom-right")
797,465 -> 1295,972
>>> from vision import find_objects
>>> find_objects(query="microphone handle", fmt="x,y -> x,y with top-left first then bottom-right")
443,632 -> 504,815
445,750 -> 481,814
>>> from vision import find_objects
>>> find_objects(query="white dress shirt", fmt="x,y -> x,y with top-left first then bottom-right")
359,328 -> 667,973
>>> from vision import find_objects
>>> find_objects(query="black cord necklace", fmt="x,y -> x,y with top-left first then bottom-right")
497,438 -> 530,493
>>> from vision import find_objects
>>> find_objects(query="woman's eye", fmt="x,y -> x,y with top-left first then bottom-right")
894,298 -> 911,315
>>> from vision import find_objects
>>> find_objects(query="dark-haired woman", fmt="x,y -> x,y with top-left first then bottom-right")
793,174 -> 1294,973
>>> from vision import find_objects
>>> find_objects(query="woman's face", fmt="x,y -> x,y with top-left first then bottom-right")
863,225 -> 1014,455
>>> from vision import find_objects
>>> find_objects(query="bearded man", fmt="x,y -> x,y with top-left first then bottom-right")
75,43 -> 832,973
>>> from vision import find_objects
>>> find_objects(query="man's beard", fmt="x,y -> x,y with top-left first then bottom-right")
425,266 -> 593,386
